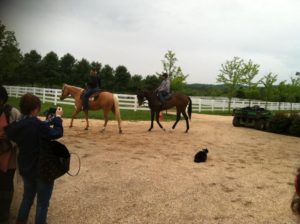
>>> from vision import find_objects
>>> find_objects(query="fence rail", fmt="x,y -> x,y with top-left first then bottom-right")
4,85 -> 300,112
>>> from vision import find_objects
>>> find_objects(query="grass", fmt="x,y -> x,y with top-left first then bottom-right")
7,97 -> 299,121
7,97 -> 176,121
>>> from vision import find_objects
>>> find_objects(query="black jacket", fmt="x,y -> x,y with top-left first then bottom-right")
87,75 -> 101,89
5,116 -> 63,179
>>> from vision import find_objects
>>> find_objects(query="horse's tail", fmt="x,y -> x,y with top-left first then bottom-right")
188,97 -> 192,120
113,94 -> 122,133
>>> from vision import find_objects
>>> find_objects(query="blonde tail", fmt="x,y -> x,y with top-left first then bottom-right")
113,94 -> 122,134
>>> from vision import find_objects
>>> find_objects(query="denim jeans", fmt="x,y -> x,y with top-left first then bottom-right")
17,177 -> 54,224
158,91 -> 168,103
83,88 -> 99,111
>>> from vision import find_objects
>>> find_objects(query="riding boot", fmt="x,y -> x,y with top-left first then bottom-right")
0,191 -> 13,223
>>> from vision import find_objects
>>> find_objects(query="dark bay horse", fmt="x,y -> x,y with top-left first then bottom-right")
137,90 -> 192,133
60,84 -> 122,133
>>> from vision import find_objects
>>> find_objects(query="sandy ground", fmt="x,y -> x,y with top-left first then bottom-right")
9,114 -> 300,224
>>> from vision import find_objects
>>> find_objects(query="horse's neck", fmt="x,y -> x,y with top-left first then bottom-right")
68,86 -> 83,98
145,91 -> 155,101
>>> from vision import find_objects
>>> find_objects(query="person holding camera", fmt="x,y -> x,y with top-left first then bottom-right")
0,85 -> 21,223
5,93 -> 63,224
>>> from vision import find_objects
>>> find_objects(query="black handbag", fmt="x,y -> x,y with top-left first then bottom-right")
38,139 -> 70,182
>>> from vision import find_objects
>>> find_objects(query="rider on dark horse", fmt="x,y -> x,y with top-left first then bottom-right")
82,68 -> 101,111
156,73 -> 171,107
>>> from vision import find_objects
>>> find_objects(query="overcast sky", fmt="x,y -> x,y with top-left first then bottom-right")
0,0 -> 299,84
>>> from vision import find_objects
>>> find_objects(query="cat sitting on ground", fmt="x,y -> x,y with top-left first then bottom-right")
194,148 -> 209,163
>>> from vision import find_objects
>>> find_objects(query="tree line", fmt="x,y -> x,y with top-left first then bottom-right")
0,21 -> 188,94
1,20 -> 300,107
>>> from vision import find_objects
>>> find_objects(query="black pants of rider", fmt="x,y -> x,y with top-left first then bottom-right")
158,91 -> 168,105
0,169 -> 15,223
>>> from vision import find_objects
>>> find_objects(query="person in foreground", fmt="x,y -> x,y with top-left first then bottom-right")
291,167 -> 300,215
0,86 -> 21,223
5,93 -> 64,224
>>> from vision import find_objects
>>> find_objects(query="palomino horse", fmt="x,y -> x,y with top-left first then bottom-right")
137,90 -> 192,133
60,84 -> 122,133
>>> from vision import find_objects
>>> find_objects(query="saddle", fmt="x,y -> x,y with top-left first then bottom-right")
156,92 -> 172,102
81,90 -> 102,101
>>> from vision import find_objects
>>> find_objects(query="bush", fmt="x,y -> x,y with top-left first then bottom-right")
289,115 -> 300,137
268,112 -> 292,134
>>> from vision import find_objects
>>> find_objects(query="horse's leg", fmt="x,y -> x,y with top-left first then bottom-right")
155,110 -> 165,131
148,110 -> 155,131
84,110 -> 89,130
112,94 -> 122,134
70,109 -> 81,128
182,110 -> 190,133
172,111 -> 181,129
101,109 -> 109,133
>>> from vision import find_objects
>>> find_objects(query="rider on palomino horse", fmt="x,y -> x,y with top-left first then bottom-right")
82,68 -> 101,111
156,73 -> 171,107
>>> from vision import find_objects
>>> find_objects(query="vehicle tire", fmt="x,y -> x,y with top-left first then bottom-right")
233,117 -> 240,127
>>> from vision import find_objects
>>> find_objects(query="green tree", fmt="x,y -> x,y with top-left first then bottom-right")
160,50 -> 188,92
260,72 -> 277,108
241,59 -> 260,105
0,21 -> 22,84
40,52 -> 60,87
100,64 -> 114,91
128,74 -> 143,92
73,58 -> 90,87
286,76 -> 300,110
217,57 -> 244,112
143,75 -> 160,91
114,65 -> 131,92
59,53 -> 76,84
19,50 -> 42,86
274,81 -> 288,110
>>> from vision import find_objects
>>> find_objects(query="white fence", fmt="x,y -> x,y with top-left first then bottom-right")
4,85 -> 300,112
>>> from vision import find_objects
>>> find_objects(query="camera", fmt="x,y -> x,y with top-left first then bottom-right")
44,107 -> 57,120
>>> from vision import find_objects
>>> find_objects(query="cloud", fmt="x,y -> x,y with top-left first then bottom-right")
1,0 -> 300,84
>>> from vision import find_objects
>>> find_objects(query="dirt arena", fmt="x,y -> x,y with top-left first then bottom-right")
10,114 -> 300,224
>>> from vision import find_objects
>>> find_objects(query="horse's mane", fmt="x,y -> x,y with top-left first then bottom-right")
65,84 -> 84,91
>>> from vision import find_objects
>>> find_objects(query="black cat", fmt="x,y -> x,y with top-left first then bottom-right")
194,148 -> 209,163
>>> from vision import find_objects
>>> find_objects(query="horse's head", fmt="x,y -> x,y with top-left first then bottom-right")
60,84 -> 69,100
136,90 -> 146,106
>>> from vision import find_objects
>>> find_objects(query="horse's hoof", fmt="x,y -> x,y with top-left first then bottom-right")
69,126 -> 73,128
162,128 -> 166,132
119,130 -> 123,134
185,130 -> 189,133
148,129 -> 152,132
85,127 -> 88,130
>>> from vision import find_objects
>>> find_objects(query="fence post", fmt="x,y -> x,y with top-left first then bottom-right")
198,98 -> 201,112
54,89 -> 58,105
212,99 -> 214,111
42,88 -> 46,103
134,96 -> 138,112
